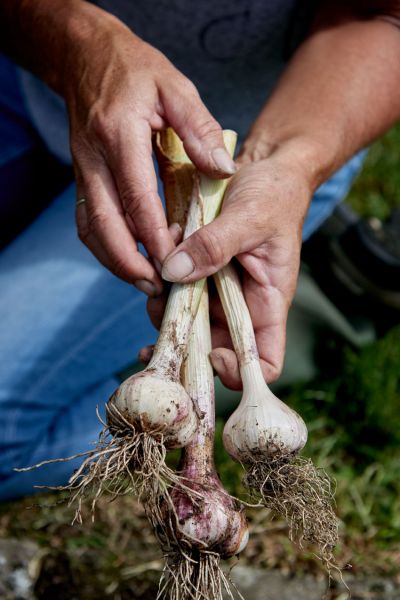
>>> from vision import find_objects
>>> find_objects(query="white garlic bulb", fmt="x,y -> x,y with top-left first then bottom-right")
223,362 -> 308,463
109,370 -> 198,448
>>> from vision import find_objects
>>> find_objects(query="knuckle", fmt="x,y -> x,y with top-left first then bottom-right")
70,134 -> 96,165
195,227 -> 226,267
119,188 -> 162,241
70,134 -> 85,158
111,256 -> 132,281
88,109 -> 117,146
193,117 -> 222,142
85,210 -> 110,236
119,187 -> 150,218
178,76 -> 199,98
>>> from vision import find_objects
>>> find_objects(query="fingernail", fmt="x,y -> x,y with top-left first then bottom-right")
162,252 -> 194,282
169,222 -> 182,236
134,279 -> 158,296
211,148 -> 237,175
153,259 -> 162,274
169,222 -> 183,244
210,352 -> 225,370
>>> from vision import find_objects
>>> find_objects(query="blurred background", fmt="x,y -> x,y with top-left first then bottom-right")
1,125 -> 400,600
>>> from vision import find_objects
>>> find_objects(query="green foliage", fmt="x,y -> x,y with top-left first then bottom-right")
337,326 -> 400,456
347,124 -> 400,220
279,326 -> 400,546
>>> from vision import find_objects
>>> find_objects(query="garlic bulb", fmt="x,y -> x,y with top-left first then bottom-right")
223,360 -> 307,464
214,263 -> 308,463
152,131 -> 248,599
108,280 -> 200,449
214,264 -> 339,570
171,471 -> 249,557
109,374 -> 197,449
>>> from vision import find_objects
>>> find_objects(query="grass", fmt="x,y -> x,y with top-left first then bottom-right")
1,125 -> 400,598
347,124 -> 400,219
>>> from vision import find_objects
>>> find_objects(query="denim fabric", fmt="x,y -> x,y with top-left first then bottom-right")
0,56 -> 365,500
303,150 -> 367,241
0,183 -> 157,499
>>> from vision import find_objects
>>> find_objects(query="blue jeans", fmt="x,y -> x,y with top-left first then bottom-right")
0,56 -> 366,500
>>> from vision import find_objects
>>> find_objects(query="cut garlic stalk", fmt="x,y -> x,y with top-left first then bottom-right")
214,263 -> 339,569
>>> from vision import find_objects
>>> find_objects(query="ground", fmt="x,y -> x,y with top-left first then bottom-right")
1,126 -> 400,599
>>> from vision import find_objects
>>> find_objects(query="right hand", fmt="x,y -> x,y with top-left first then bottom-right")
62,6 -> 236,296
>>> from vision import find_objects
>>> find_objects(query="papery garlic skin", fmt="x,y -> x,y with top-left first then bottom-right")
223,362 -> 308,463
108,371 -> 198,448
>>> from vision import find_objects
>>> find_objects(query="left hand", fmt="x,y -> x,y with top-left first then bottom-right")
147,144 -> 315,388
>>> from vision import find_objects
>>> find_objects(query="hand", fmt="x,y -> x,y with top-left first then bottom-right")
62,7 -> 236,295
150,144 -> 314,387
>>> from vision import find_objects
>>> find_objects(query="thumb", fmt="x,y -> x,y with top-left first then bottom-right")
162,83 -> 236,178
161,212 -> 247,282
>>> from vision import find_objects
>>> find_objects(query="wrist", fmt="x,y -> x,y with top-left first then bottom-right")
50,2 -> 125,95
239,133 -> 333,194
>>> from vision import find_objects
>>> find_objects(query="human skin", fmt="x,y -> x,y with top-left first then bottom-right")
1,0 -> 400,388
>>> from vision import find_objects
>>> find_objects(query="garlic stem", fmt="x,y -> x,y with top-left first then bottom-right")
214,263 -> 308,461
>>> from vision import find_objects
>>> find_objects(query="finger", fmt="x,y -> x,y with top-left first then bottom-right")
161,81 -> 236,178
169,222 -> 183,244
150,223 -> 182,275
210,348 -> 243,391
161,208 -> 261,283
75,159 -> 163,296
210,284 -> 286,387
106,119 -> 175,264
139,345 -> 154,365
147,289 -> 168,330
210,252 -> 294,385
208,291 -> 243,389
147,222 -> 183,318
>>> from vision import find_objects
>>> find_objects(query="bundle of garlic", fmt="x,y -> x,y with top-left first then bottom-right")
18,122 -> 338,584
214,264 -> 339,568
153,129 -> 247,599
